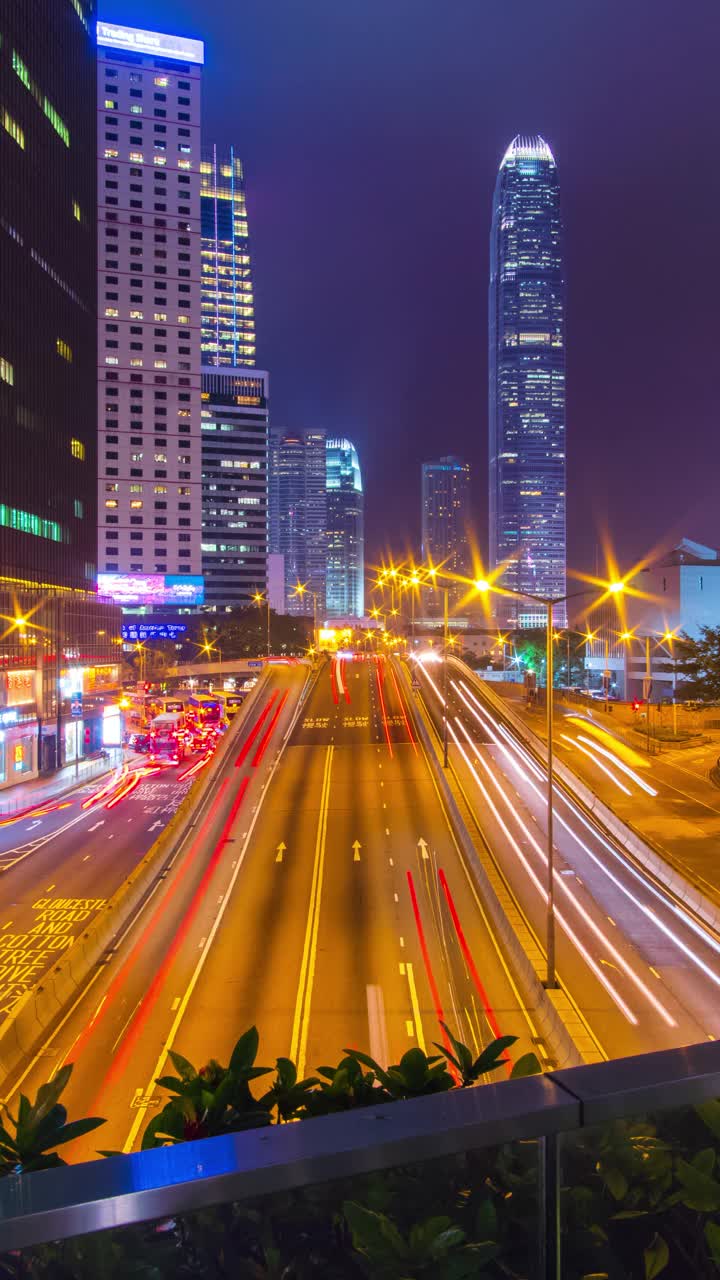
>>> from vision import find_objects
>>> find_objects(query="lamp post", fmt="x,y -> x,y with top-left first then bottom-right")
442,586 -> 450,768
291,581 -> 319,647
252,592 -> 271,657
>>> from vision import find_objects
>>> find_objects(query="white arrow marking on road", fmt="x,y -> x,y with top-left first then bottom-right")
88,821 -> 105,832
352,840 -> 362,861
418,838 -> 429,860
25,821 -> 42,830
147,821 -> 163,832
275,841 -> 286,863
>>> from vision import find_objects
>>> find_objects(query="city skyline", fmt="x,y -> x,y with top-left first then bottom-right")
99,0 -> 720,580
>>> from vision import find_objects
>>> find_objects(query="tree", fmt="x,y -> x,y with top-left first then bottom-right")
675,627 -> 720,702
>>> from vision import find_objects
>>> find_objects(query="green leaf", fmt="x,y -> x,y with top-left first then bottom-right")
510,1052 -> 542,1079
39,1117 -> 105,1151
229,1026 -> 260,1073
167,1050 -> 197,1082
474,1196 -> 498,1241
644,1233 -> 669,1279
697,1099 -> 720,1140
693,1147 -> 716,1177
675,1158 -> 720,1212
602,1166 -> 628,1201
343,1200 -> 408,1262
705,1221 -> 720,1265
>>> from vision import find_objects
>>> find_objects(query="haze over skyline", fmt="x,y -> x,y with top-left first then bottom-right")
100,0 -> 720,579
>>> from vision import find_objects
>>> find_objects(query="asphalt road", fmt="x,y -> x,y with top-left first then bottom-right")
7,655 -> 540,1163
416,656 -> 720,1062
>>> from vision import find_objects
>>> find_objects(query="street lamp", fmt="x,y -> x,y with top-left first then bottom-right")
252,591 -> 271,657
291,581 -> 319,643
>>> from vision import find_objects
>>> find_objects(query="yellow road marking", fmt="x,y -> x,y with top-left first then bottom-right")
405,961 -> 426,1052
290,745 -> 334,1077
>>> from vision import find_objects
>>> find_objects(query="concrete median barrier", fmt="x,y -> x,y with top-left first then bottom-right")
396,661 -> 582,1072
0,666 -> 297,1087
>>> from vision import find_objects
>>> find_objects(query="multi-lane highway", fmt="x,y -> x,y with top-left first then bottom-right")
416,655 -> 720,1062
3,654 -> 542,1162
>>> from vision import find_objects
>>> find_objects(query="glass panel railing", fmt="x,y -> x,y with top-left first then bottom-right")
4,1138 -> 542,1278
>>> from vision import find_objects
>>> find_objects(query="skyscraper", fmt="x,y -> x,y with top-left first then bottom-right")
488,135 -> 566,627
201,367 -> 268,610
200,147 -> 255,367
96,22 -> 204,607
326,438 -> 364,618
0,0 -> 123,780
268,429 -> 327,614
421,456 -> 472,610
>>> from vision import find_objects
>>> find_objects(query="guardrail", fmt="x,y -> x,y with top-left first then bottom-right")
1,1037 -> 720,1279
395,660 -> 582,1072
449,656 -> 720,935
0,668 -> 277,1085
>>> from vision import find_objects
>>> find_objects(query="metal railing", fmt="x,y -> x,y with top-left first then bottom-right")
2,1039 -> 720,1274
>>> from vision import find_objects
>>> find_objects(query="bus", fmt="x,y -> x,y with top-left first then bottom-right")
220,692 -> 246,719
148,712 -> 187,764
186,693 -> 225,728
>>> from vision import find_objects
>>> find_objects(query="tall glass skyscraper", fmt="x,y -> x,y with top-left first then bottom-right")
200,146 -> 255,367
421,456 -> 472,612
488,135 -> 566,627
267,428 -> 327,615
326,438 -> 364,618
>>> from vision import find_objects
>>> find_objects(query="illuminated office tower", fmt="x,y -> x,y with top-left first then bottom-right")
96,23 -> 204,605
421,456 -> 472,611
268,429 -> 327,614
326,438 -> 364,618
489,134 -> 566,627
200,147 -> 255,367
201,367 -> 268,610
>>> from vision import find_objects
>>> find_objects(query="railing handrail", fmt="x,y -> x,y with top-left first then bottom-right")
1,1039 -> 720,1252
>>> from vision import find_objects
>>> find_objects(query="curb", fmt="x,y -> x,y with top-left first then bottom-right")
0,670 -> 278,1087
395,660 -> 583,1072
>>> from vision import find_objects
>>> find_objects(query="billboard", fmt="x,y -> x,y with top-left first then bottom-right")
121,623 -> 188,642
96,22 -> 204,64
98,574 -> 204,607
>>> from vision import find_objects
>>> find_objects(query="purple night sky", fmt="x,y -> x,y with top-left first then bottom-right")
100,0 -> 720,578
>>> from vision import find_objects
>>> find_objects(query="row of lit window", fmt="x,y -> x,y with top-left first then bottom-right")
103,71 -> 189,89
12,50 -> 69,145
0,503 -> 62,542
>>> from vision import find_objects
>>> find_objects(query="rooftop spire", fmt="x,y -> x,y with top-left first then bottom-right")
500,134 -> 555,169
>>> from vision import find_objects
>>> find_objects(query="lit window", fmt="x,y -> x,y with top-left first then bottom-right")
154,312 -> 167,321
130,104 -> 143,115
154,360 -> 167,369
104,307 -> 119,317
104,98 -> 116,109
105,356 -> 119,365
130,484 -> 143,493
154,76 -> 169,86
70,438 -> 85,460
104,149 -> 118,159
130,310 -> 144,319
178,486 -> 191,495
0,357 -> 14,386
130,500 -> 143,509
0,503 -> 62,542
56,338 -> 72,363
43,99 -> 69,146
131,453 -> 144,462
178,159 -> 191,170
129,151 -> 144,163
105,499 -> 118,508
105,483 -> 119,493
154,485 -> 167,494
130,358 -> 144,367
2,110 -> 25,150
153,155 -> 167,166
154,453 -> 167,462
72,200 -> 82,221
11,50 -> 31,90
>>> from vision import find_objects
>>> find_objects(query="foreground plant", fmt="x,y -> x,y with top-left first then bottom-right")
0,1064 -> 104,1177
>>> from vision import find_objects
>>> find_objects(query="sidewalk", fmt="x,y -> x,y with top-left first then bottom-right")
0,749 -> 124,818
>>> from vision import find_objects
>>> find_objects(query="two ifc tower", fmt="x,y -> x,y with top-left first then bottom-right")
424,135 -> 566,628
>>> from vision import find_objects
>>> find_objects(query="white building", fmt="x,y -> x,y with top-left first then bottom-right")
96,23 -> 204,606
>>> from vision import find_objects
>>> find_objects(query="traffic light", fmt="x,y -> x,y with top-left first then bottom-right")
632,698 -> 641,712
84,726 -> 91,745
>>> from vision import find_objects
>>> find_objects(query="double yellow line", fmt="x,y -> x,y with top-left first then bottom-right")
290,744 -> 334,1078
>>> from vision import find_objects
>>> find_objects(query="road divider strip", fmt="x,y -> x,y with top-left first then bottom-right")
290,744 -> 334,1079
0,667 -> 285,1090
396,659 -> 583,1072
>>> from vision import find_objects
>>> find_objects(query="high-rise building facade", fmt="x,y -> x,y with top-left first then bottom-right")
200,147 -> 255,367
201,367 -> 268,610
268,429 -> 327,615
1,0 -> 98,591
0,0 -> 123,784
488,135 -> 566,627
421,456 -> 472,609
326,438 -> 364,618
96,23 -> 204,604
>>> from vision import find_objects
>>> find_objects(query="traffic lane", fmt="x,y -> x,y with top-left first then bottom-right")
452,678 -> 720,1039
292,654 -> 379,748
0,768 -> 196,1027
152,741 -> 330,1079
439,680 -> 711,1057
5,666 -> 307,1159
